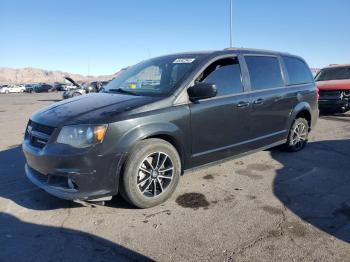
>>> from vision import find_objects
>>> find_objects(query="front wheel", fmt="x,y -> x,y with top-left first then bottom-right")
284,118 -> 309,152
121,138 -> 181,208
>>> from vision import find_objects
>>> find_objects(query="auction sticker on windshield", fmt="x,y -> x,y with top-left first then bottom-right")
173,58 -> 195,63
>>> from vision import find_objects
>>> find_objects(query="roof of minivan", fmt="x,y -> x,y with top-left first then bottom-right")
223,47 -> 291,55
167,48 -> 292,57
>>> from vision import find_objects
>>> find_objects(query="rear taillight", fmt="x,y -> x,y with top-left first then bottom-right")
316,88 -> 320,101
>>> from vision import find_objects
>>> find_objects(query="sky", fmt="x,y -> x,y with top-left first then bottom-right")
0,0 -> 349,76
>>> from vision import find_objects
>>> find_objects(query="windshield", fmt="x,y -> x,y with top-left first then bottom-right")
315,67 -> 350,81
103,54 -> 205,97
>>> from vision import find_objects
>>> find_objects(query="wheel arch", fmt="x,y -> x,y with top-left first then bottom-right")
115,122 -> 186,171
288,102 -> 312,130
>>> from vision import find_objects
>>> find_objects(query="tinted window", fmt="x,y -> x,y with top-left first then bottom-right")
283,56 -> 313,85
245,56 -> 284,91
198,58 -> 243,96
315,67 -> 350,81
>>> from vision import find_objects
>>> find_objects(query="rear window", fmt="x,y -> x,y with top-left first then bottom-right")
315,67 -> 350,81
283,56 -> 313,85
245,56 -> 284,91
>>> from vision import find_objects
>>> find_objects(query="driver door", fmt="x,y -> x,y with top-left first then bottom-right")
189,57 -> 251,167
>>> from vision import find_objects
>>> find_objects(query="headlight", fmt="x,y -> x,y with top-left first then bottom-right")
57,125 -> 107,148
343,91 -> 350,97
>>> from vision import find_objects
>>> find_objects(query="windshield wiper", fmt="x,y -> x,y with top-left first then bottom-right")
107,88 -> 137,95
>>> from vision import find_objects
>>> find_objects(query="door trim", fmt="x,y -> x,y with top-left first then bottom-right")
186,139 -> 287,174
192,129 -> 287,158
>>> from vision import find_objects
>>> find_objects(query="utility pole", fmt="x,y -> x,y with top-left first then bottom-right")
230,0 -> 233,48
87,57 -> 90,77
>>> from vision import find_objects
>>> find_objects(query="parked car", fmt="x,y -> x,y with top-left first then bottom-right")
23,48 -> 318,208
34,84 -> 54,93
62,77 -> 86,99
101,80 -> 110,87
315,64 -> 350,113
62,78 -> 102,99
53,82 -> 68,91
0,84 -> 26,93
25,84 -> 35,93
0,85 -> 9,92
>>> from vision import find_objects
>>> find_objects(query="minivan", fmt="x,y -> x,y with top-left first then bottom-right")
23,48 -> 318,208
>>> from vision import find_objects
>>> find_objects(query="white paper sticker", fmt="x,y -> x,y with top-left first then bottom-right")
173,58 -> 195,64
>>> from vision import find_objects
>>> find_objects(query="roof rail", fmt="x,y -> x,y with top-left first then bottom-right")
223,47 -> 290,55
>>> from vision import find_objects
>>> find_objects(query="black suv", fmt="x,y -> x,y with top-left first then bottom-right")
34,84 -> 54,93
23,49 -> 318,208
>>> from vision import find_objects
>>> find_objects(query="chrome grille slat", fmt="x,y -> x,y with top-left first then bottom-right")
27,120 -> 55,149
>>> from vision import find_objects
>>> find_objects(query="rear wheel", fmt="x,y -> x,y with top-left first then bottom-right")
284,118 -> 309,152
121,138 -> 181,208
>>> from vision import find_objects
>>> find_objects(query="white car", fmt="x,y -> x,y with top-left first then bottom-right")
0,85 -> 26,94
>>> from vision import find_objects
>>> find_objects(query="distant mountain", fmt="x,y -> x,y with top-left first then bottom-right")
0,67 -> 117,84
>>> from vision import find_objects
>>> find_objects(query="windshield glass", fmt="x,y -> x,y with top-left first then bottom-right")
103,54 -> 206,96
315,67 -> 350,81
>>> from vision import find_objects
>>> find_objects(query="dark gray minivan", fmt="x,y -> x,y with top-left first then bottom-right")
23,48 -> 318,208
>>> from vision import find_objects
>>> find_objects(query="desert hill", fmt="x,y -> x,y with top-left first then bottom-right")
0,67 -> 116,84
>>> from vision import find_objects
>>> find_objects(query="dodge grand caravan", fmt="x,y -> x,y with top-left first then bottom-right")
23,48 -> 318,208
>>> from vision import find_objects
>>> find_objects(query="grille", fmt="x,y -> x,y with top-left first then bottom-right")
27,120 -> 55,149
29,120 -> 55,136
319,90 -> 342,98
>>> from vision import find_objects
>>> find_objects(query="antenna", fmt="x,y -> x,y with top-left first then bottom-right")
229,0 -> 233,48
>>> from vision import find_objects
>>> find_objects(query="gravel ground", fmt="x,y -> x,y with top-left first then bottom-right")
0,92 -> 349,262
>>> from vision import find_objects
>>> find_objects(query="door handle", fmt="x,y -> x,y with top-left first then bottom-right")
253,98 -> 264,105
274,96 -> 283,102
237,101 -> 250,108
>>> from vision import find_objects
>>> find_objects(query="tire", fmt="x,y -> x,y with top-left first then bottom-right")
284,118 -> 309,152
121,138 -> 181,208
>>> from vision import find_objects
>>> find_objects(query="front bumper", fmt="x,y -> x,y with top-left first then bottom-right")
318,90 -> 349,111
319,98 -> 349,110
23,140 -> 122,201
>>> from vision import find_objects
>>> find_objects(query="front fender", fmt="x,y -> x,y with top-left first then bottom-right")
116,122 -> 184,155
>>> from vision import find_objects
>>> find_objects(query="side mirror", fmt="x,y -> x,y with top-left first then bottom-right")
187,82 -> 217,101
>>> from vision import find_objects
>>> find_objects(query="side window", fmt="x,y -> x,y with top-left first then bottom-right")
197,58 -> 243,96
245,56 -> 284,91
282,56 -> 313,85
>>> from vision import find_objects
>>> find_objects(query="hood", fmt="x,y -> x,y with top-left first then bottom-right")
316,79 -> 350,91
64,77 -> 81,88
31,92 -> 161,127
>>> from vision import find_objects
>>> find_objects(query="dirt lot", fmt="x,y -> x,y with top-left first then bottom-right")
0,92 -> 349,262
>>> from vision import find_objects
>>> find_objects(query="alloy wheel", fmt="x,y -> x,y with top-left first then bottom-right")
291,122 -> 307,150
137,152 -> 174,198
